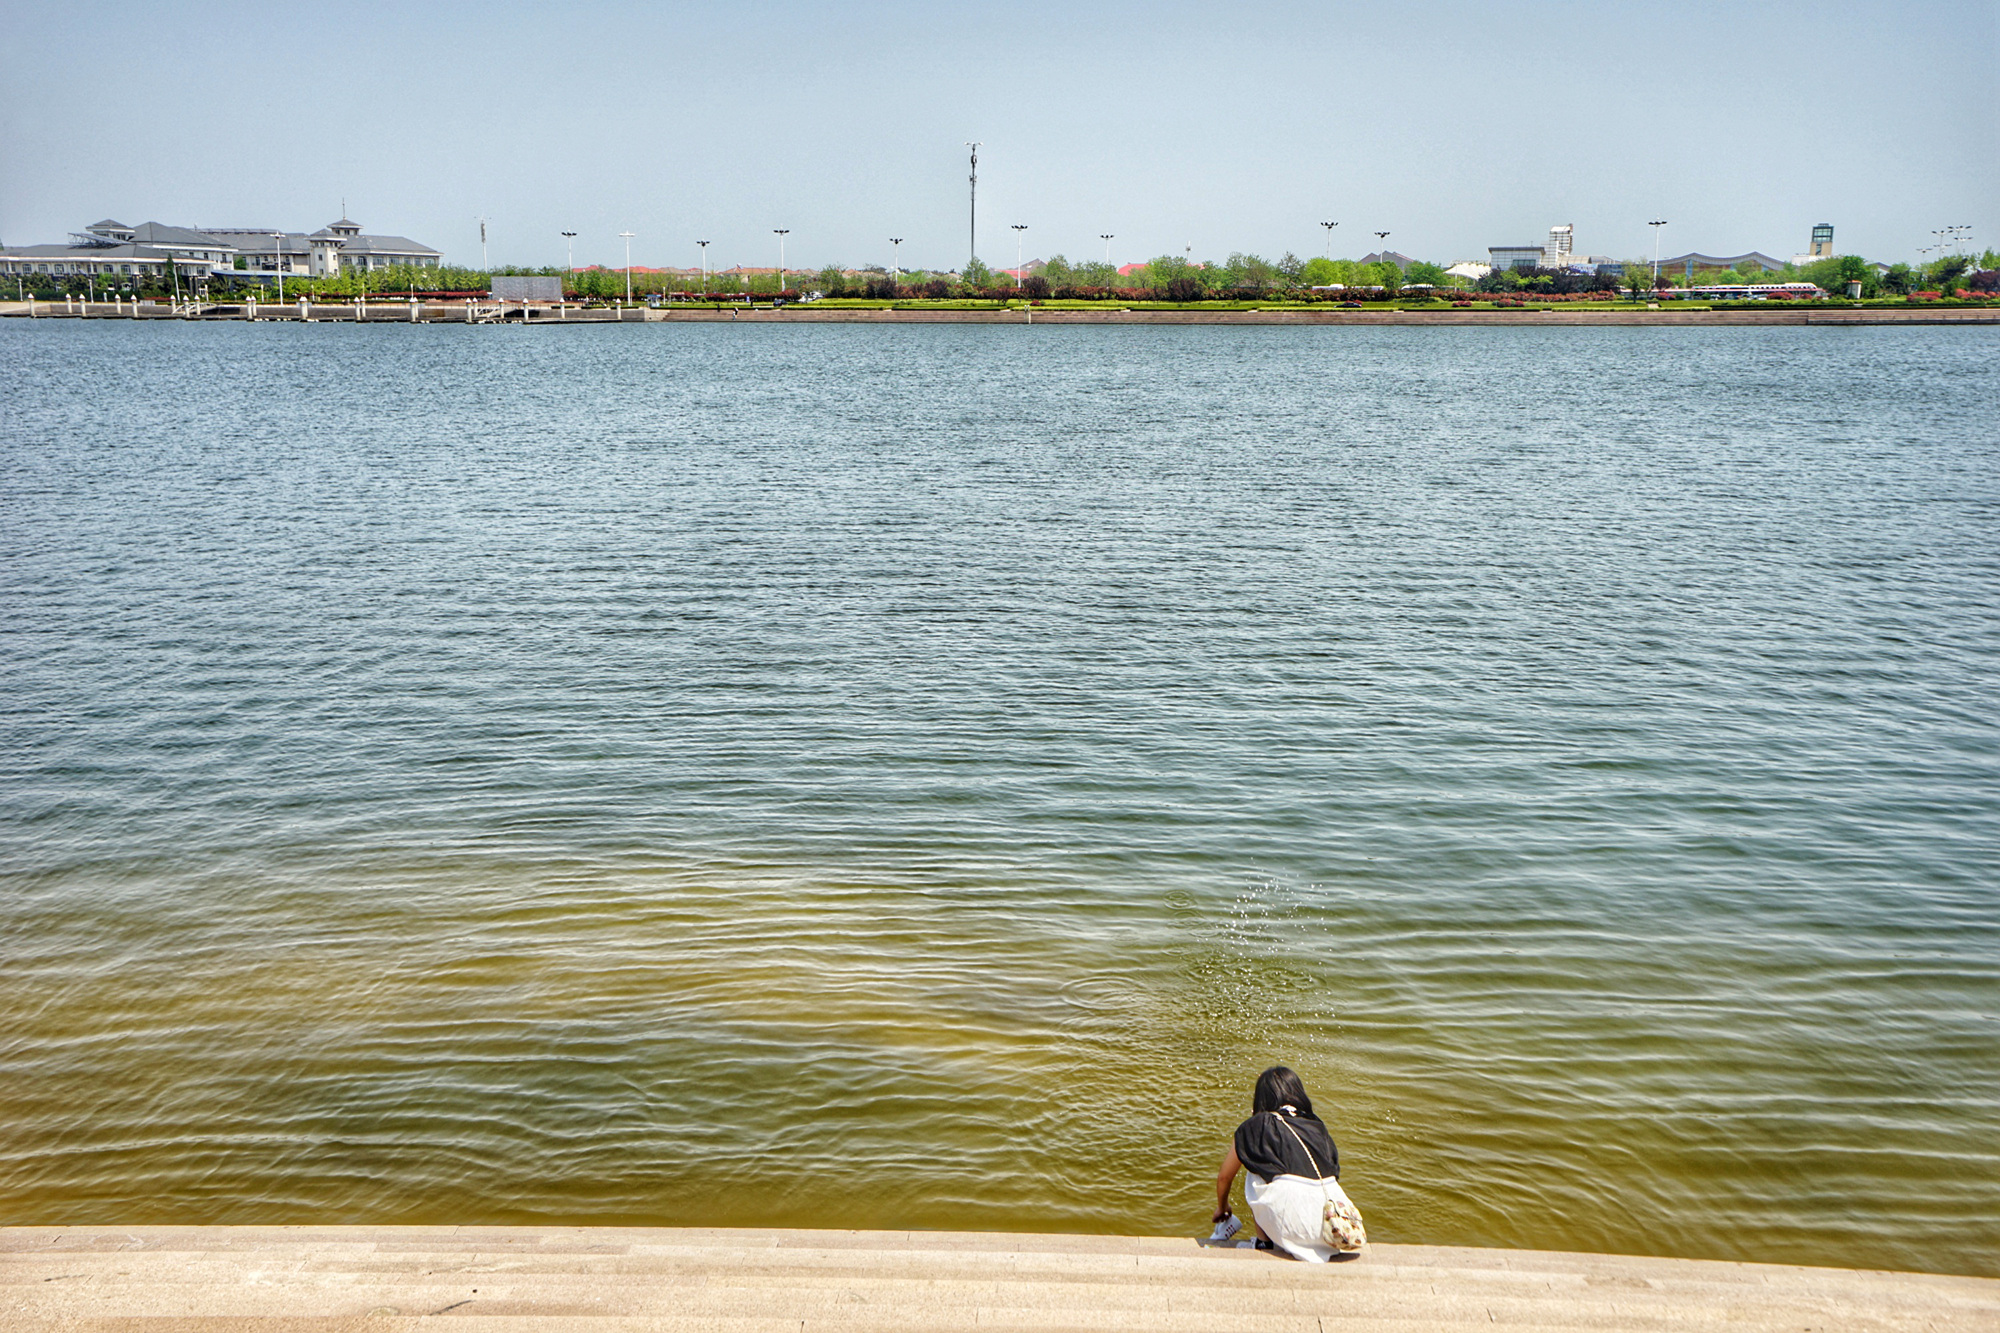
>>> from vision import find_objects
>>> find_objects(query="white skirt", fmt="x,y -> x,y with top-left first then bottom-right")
1245,1172 -> 1340,1263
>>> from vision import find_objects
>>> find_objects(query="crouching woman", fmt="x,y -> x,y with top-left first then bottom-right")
1212,1065 -> 1364,1262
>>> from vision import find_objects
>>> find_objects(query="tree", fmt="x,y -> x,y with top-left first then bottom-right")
1834,254 -> 1878,297
962,256 -> 992,288
1403,261 -> 1449,288
1222,252 -> 1278,292
1299,257 -> 1341,287
1275,251 -> 1305,286
1145,254 -> 1215,299
1042,254 -> 1075,287
1880,263 -> 1916,295
1021,274 -> 1051,300
1926,255 -> 1971,291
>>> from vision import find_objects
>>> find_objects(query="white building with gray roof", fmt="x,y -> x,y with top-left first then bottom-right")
1,215 -> 441,285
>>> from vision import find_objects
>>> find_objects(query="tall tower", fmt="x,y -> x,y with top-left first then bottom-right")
1544,223 -> 1574,268
1810,223 -> 1834,258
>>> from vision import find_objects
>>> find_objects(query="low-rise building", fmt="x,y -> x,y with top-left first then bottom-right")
1488,244 -> 1543,271
0,215 -> 440,285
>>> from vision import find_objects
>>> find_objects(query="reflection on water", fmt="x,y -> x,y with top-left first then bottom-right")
1,320 -> 1995,1277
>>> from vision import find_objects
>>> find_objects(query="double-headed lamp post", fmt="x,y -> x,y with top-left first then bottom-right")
562,231 -> 576,274
774,229 -> 789,296
1011,224 -> 1027,290
697,240 -> 710,293
273,231 -> 285,302
890,238 -> 903,287
1321,220 -> 1337,257
619,231 -> 636,304
1649,220 -> 1667,285
1101,234 -> 1114,270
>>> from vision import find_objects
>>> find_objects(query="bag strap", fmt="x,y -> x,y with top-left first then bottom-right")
1271,1111 -> 1334,1202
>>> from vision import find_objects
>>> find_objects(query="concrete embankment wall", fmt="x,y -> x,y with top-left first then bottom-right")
5,300 -> 1996,327
4,1226 -> 1995,1331
646,306 -> 2000,325
0,300 -> 640,323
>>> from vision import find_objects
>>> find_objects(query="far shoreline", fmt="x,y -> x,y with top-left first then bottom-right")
5,299 -> 1997,327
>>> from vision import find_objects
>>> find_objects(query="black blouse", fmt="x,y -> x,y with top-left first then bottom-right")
1234,1108 -> 1339,1182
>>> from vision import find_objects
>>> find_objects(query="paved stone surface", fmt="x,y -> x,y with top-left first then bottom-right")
3,1227 -> 1994,1331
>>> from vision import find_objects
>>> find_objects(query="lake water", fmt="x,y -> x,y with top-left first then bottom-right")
2,319 -> 1995,1278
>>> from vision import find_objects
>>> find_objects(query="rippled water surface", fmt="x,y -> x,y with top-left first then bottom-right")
2,319 -> 1996,1277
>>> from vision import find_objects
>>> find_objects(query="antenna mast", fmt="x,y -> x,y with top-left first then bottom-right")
965,141 -> 981,269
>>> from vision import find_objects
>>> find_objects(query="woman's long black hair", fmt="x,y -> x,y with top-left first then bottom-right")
1252,1066 -> 1315,1118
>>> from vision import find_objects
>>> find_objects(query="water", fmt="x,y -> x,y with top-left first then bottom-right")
2,319 -> 1996,1278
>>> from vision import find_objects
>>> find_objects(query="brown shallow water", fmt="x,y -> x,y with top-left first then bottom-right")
2,319 -> 1996,1276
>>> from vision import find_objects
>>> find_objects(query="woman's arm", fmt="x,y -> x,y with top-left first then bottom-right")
1213,1143 -> 1242,1222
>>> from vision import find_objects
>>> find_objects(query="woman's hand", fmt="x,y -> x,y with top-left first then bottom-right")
1214,1143 -> 1243,1226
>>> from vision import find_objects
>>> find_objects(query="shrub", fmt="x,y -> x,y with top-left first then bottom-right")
1021,274 -> 1051,300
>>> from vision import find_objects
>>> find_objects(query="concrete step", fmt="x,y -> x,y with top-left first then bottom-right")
3,1227 -> 1993,1332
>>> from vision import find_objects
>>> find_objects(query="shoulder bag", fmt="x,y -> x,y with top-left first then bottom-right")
1272,1111 -> 1367,1252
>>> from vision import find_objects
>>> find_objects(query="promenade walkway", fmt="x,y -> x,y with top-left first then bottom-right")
5,1226 -> 1994,1331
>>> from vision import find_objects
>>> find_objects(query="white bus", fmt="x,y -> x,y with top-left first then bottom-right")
1667,282 -> 1827,301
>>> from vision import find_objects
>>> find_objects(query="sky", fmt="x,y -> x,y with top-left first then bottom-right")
2,0 -> 1994,274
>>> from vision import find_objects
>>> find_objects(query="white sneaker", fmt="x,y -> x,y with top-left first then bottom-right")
1209,1215 -> 1242,1242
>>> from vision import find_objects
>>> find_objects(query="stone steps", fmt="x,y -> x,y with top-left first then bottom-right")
4,1226 -> 1994,1332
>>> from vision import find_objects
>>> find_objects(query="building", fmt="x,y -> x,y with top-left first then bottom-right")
0,215 -> 440,285
1791,223 -> 1836,267
1490,224 -> 1621,274
1358,250 -> 1415,270
1545,224 -> 1573,267
1656,251 -> 1787,277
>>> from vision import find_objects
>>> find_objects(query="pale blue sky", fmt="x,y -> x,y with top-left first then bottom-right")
2,0 -> 1993,273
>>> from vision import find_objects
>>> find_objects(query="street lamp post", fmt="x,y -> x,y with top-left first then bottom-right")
1649,220 -> 1667,286
619,231 -> 636,304
697,240 -> 710,293
1321,221 -> 1337,258
890,238 -> 903,288
562,231 -> 576,274
1011,224 -> 1027,290
1100,234 -> 1114,271
273,231 -> 285,302
773,229 -> 789,297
